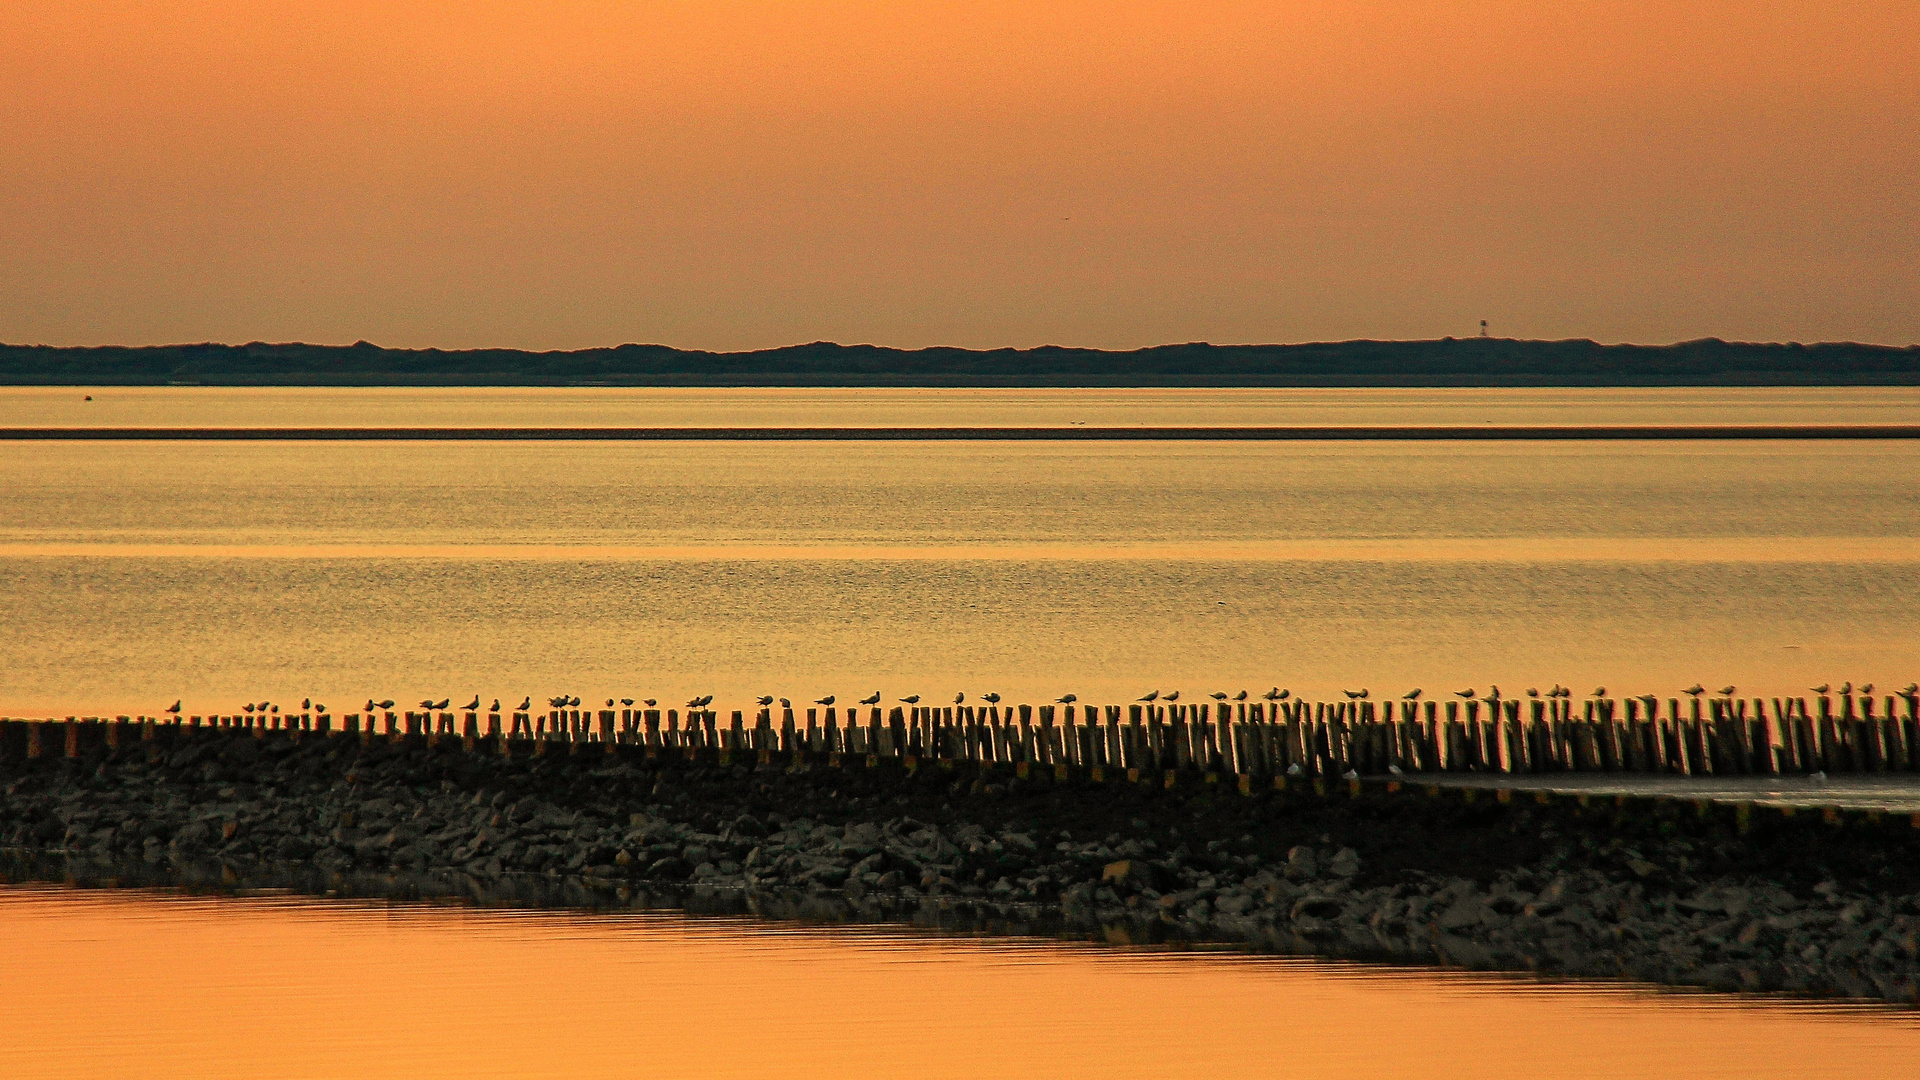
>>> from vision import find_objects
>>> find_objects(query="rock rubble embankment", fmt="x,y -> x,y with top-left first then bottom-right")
4,733 -> 1919,1003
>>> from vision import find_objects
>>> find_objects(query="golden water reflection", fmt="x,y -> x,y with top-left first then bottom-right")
2,885 -> 1917,1080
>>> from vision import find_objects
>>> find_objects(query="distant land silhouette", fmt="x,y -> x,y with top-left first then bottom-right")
1,339 -> 1916,386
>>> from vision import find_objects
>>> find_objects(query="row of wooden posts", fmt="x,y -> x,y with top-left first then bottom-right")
7,691 -> 1920,779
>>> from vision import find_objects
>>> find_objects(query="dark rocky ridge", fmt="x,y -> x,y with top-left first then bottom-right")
5,732 -> 1919,1003
3,338 -> 1918,386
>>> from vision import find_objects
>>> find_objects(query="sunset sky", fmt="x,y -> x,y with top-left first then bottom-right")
4,1 -> 1915,350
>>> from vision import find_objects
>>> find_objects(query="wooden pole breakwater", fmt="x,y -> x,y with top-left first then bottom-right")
5,687 -> 1919,789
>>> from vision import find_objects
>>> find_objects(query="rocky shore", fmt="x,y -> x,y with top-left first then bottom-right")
5,731 -> 1919,1003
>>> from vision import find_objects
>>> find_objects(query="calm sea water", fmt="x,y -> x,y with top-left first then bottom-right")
2,885 -> 1917,1080
1,388 -> 1917,716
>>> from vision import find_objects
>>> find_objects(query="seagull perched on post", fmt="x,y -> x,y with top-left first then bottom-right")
1342,689 -> 1364,700
1262,688 -> 1281,701
1839,681 -> 1853,695
1683,684 -> 1705,697
491,699 -> 502,712
464,697 -> 481,711
302,698 -> 312,710
1056,694 -> 1077,704
1453,689 -> 1475,699
642,699 -> 656,707
757,696 -> 774,707
983,693 -> 1002,705
516,697 -> 530,711
857,692 -> 879,705
1163,691 -> 1180,702
1233,690 -> 1249,701
778,698 -> 791,709
1403,689 -> 1421,700
814,695 -> 836,706
1810,683 -> 1830,694
165,700 -> 181,715
620,698 -> 633,707
1211,691 -> 1230,701
1138,691 -> 1159,702
954,692 -> 965,705
1717,685 -> 1736,697
1860,683 -> 1874,695
376,699 -> 395,710
901,695 -> 921,705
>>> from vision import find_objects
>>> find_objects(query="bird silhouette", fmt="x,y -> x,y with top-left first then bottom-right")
1589,688 -> 1605,698
548,696 -> 567,708
313,704 -> 326,713
165,700 -> 181,714
1138,691 -> 1159,702
1718,685 -> 1736,697
604,699 -> 614,708
1860,683 -> 1874,695
1486,686 -> 1501,701
1342,689 -> 1364,700
901,695 -> 921,704
1454,689 -> 1475,699
1526,688 -> 1539,698
270,704 -> 279,714
757,696 -> 775,706
619,698 -> 632,707
464,697 -> 481,711
568,696 -> 581,707
1211,692 -> 1230,701
1899,683 -> 1918,697
365,699 -> 377,712
244,703 -> 256,713
1232,690 -> 1249,701
1276,690 -> 1290,700
377,699 -> 395,710
1811,683 -> 1830,694
420,699 -> 438,710
642,699 -> 656,707
1683,684 -> 1705,697
983,693 -> 1002,705
1839,681 -> 1852,695
1262,687 -> 1281,701
858,692 -> 880,705
432,699 -> 449,710
516,697 -> 530,711
1056,694 -> 1077,704
491,699 -> 502,711
302,698 -> 312,710
778,698 -> 791,708
953,692 -> 965,705
1403,689 -> 1422,700
815,695 -> 836,706
1164,691 -> 1180,702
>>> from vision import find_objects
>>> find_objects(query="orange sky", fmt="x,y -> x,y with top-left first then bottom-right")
3,1 -> 1916,349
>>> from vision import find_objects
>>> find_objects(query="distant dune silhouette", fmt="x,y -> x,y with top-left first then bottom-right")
1,338 -> 1915,386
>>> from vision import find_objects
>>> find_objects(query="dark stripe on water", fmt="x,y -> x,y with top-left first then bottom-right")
2,426 -> 1919,440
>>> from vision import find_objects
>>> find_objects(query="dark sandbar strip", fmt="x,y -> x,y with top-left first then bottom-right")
4,425 -> 1920,440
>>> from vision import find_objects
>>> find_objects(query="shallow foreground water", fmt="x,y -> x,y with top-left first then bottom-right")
2,389 -> 1917,716
2,884 -> 1917,1080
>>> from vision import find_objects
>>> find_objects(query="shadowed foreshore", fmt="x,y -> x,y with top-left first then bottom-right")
3,338 -> 1918,386
6,721 -> 1920,1004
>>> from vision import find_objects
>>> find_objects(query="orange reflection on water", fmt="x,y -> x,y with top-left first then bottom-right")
3,886 -> 1919,1080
